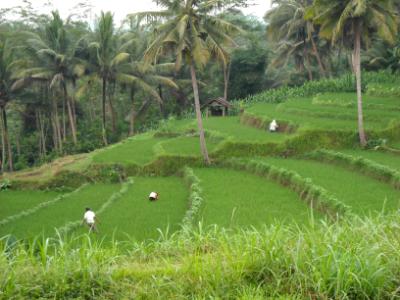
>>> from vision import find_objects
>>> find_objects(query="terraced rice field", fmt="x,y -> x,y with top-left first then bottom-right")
258,157 -> 400,214
195,168 -> 319,227
92,134 -> 168,165
2,88 -> 400,242
0,184 -> 121,239
160,136 -> 221,156
246,93 -> 398,131
0,190 -> 60,220
340,149 -> 400,171
93,177 -> 188,241
203,117 -> 290,142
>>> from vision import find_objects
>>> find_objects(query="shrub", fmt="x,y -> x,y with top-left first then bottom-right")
0,178 -> 11,191
181,167 -> 204,228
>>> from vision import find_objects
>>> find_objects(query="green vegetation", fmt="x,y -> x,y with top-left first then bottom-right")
246,94 -> 398,131
0,190 -> 59,220
0,184 -> 121,239
195,168 -> 317,227
259,157 -> 400,214
340,149 -> 400,172
160,136 -> 220,156
2,0 -> 400,298
92,134 -> 167,165
98,177 -> 188,241
204,117 -> 290,142
2,215 -> 400,299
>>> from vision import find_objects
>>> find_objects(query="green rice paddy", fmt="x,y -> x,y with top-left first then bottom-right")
92,134 -> 168,165
2,89 -> 400,242
195,168 -> 319,227
0,184 -> 121,239
94,177 -> 188,241
258,157 -> 400,214
0,190 -> 60,221
340,149 -> 400,171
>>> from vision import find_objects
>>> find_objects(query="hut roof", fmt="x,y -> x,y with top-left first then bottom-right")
201,97 -> 232,109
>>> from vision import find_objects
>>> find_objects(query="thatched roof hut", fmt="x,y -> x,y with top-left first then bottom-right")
201,97 -> 232,117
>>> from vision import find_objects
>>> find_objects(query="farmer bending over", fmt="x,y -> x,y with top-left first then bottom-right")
149,192 -> 159,201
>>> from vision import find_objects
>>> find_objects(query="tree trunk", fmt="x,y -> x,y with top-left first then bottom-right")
0,111 -> 5,172
108,83 -> 117,133
223,61 -> 231,101
158,85 -> 167,119
190,62 -> 210,165
51,96 -> 62,153
310,36 -> 327,77
354,20 -> 367,147
102,77 -> 108,146
37,110 -> 47,158
63,83 -> 77,145
305,55 -> 313,81
1,106 -> 13,171
129,87 -> 136,136
62,95 -> 66,141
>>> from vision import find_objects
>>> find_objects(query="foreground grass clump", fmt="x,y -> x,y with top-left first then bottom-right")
1,215 -> 400,299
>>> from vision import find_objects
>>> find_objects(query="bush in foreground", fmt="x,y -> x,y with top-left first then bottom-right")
1,214 -> 400,299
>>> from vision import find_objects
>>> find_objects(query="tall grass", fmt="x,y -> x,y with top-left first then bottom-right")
1,214 -> 400,299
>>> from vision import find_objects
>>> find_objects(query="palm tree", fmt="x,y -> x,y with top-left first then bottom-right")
0,38 -> 15,171
119,61 -> 178,135
134,0 -> 241,164
310,0 -> 398,146
14,11 -> 83,146
89,11 -> 130,145
265,0 -> 327,78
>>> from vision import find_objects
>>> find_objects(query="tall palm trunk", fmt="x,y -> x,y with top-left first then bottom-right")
1,106 -> 13,171
158,85 -> 167,119
223,62 -> 231,101
63,83 -> 77,145
108,83 -> 117,133
190,62 -> 210,165
0,111 -> 5,172
354,20 -> 367,147
129,87 -> 136,136
102,77 -> 108,145
310,36 -> 327,77
52,97 -> 63,153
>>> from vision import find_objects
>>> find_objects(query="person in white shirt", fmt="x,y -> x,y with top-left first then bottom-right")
269,119 -> 279,132
82,207 -> 99,233
149,192 -> 159,201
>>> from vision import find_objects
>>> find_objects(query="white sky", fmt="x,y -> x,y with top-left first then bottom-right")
1,0 -> 272,25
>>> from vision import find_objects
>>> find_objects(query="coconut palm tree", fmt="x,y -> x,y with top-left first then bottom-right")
89,11 -> 130,145
14,11 -> 83,146
0,38 -> 15,171
134,0 -> 241,164
265,0 -> 327,78
118,61 -> 178,135
309,0 -> 398,146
